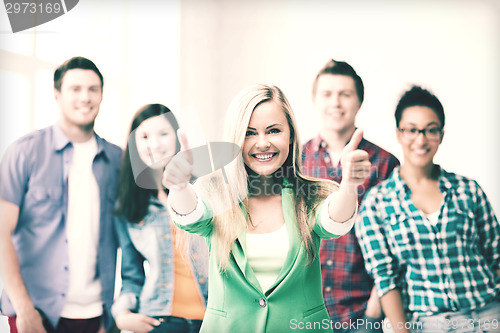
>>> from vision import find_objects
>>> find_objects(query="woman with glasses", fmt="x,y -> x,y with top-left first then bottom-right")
355,86 -> 500,332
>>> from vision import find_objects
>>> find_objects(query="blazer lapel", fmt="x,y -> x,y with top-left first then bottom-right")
231,179 -> 302,295
266,186 -> 301,295
231,207 -> 263,293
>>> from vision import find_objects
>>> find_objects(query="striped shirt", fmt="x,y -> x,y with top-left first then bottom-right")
356,167 -> 500,320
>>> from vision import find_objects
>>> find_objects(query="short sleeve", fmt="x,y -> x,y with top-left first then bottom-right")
0,142 -> 29,206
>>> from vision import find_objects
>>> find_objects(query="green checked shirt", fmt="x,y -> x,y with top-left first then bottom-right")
355,166 -> 500,320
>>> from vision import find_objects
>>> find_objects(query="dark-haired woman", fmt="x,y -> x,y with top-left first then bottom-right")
112,104 -> 208,333
356,86 -> 500,333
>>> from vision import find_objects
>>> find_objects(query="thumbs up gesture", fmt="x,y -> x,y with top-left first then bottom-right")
340,128 -> 371,189
162,129 -> 194,190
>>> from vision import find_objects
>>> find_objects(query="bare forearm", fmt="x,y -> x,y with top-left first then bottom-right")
0,200 -> 34,315
328,184 -> 357,223
380,289 -> 410,333
0,236 -> 34,315
1,200 -> 47,332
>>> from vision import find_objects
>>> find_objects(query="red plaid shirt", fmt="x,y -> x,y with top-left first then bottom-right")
302,134 -> 399,325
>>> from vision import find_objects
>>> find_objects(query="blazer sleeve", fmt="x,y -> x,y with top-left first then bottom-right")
167,188 -> 215,238
313,192 -> 357,239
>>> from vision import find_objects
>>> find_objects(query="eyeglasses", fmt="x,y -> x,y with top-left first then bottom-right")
398,126 -> 442,141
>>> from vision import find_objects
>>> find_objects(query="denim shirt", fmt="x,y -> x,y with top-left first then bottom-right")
112,196 -> 209,318
0,124 -> 122,329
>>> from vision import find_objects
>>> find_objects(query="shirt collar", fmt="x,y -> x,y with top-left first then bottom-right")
52,123 -> 72,151
311,135 -> 326,152
52,123 -> 108,159
392,165 -> 452,199
437,166 -> 453,192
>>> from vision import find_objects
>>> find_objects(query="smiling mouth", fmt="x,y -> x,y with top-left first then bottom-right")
413,148 -> 429,156
252,153 -> 277,161
326,112 -> 344,119
77,106 -> 93,113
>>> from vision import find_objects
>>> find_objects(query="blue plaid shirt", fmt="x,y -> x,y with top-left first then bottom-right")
356,167 -> 500,320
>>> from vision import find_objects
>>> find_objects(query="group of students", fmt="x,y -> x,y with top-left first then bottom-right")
0,56 -> 498,333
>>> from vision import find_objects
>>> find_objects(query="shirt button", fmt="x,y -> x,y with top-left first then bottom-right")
325,260 -> 333,266
258,298 -> 266,307
325,286 -> 332,292
198,277 -> 206,284
64,266 -> 68,271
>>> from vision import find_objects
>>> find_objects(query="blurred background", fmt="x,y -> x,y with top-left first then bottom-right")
1,0 -> 499,329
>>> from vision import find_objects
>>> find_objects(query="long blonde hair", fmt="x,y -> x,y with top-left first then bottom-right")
195,84 -> 338,269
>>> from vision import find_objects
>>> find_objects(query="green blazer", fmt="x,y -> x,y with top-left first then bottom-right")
174,185 -> 351,333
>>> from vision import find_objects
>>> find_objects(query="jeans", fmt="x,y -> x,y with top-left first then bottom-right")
333,314 -> 385,333
8,315 -> 102,333
413,301 -> 500,333
149,316 -> 203,333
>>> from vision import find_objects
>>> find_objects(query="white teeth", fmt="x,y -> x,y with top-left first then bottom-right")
254,153 -> 274,160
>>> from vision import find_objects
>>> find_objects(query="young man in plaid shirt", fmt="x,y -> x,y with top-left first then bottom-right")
302,59 -> 399,332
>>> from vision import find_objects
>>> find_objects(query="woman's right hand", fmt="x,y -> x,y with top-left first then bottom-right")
162,129 -> 193,190
115,310 -> 161,333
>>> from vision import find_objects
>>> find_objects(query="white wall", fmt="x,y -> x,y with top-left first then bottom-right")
179,0 -> 500,213
2,0 -> 498,208
0,0 -> 181,151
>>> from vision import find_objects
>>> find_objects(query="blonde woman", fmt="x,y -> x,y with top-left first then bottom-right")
163,85 -> 370,332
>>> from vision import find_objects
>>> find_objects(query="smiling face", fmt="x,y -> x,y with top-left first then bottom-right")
313,74 -> 361,135
397,106 -> 444,168
135,114 -> 177,169
242,101 -> 291,176
55,69 -> 103,129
